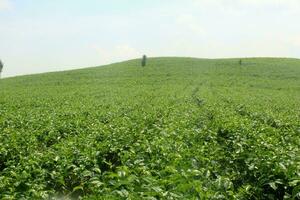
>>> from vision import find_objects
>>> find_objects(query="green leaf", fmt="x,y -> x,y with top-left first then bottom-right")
268,182 -> 277,190
72,185 -> 84,192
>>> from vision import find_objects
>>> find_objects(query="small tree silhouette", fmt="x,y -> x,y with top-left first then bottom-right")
141,55 -> 147,67
0,60 -> 3,78
239,59 -> 242,65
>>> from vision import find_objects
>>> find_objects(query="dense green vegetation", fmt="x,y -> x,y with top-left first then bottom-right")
0,57 -> 299,199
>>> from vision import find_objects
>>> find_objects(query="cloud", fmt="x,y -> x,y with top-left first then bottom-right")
192,0 -> 300,7
290,36 -> 300,47
92,45 -> 141,64
193,0 -> 300,14
0,0 -> 12,11
241,0 -> 300,7
176,14 -> 205,35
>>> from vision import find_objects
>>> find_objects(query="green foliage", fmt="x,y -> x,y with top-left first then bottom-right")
0,59 -> 3,75
0,57 -> 299,199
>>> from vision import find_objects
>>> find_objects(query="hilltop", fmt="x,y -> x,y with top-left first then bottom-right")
0,57 -> 299,199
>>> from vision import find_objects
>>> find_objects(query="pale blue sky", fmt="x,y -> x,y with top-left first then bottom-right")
1,0 -> 300,77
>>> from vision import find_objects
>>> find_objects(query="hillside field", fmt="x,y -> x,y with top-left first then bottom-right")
0,57 -> 299,199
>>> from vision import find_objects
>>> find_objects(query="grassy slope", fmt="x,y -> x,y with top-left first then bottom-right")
0,57 -> 299,199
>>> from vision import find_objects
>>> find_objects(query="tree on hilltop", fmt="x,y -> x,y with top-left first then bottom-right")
0,60 -> 3,78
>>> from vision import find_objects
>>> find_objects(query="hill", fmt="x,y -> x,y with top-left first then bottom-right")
0,57 -> 299,199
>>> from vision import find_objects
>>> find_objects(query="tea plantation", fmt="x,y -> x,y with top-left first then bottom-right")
0,58 -> 299,199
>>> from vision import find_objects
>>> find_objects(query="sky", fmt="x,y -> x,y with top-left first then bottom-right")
0,0 -> 300,77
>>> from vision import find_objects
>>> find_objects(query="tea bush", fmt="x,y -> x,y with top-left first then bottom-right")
0,58 -> 299,199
